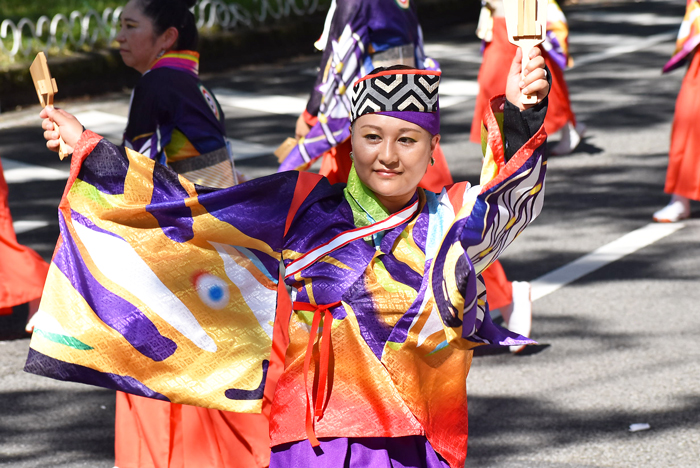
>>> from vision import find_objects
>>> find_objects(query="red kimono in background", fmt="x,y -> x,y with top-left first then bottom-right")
470,17 -> 575,143
665,51 -> 700,201
0,159 -> 49,316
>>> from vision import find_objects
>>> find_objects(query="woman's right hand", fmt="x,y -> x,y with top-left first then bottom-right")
40,107 -> 84,155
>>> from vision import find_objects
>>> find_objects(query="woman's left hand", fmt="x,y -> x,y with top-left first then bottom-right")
505,47 -> 550,111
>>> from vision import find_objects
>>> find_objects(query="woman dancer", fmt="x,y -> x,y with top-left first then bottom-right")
34,48 -> 549,467
653,0 -> 700,223
280,0 -> 453,191
112,1 -> 271,467
119,0 -> 239,188
472,0 -> 581,155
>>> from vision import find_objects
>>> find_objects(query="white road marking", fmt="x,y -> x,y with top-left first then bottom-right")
1,158 -> 69,183
531,223 -> 685,301
74,110 -> 128,142
13,220 -> 50,234
213,88 -> 308,116
571,31 -> 677,68
438,78 -> 480,108
572,12 -> 682,26
423,43 -> 484,64
72,109 -> 276,160
228,139 -> 277,160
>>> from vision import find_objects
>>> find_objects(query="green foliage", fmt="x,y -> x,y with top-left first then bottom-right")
0,0 -> 331,22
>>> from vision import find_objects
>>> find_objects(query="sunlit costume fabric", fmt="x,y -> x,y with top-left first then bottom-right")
471,0 -> 574,142
278,0 -> 453,191
124,50 -> 237,189
662,0 -> 700,201
25,67 -> 547,467
117,50 -> 271,468
0,159 -> 49,316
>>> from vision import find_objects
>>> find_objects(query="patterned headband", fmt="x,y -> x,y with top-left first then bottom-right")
351,70 -> 442,134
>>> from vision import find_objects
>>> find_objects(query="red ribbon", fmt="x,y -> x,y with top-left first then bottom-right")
293,300 -> 341,447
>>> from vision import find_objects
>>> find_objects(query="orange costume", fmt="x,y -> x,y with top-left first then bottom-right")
665,51 -> 700,201
0,159 -> 49,316
115,283 -> 289,468
470,1 -> 575,143
663,1 -> 700,202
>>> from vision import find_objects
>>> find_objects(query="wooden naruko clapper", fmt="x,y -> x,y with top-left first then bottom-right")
503,0 -> 548,105
29,52 -> 69,159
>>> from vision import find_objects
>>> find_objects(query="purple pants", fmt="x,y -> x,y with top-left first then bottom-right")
270,435 -> 451,468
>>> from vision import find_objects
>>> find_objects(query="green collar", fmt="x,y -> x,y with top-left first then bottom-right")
343,165 -> 389,228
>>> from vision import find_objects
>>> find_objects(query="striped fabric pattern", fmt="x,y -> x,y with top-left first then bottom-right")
150,51 -> 200,78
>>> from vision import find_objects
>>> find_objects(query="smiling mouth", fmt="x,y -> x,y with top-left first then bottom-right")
375,169 -> 401,177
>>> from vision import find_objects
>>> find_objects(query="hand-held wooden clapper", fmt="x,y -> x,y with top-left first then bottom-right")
29,52 -> 69,159
503,0 -> 547,105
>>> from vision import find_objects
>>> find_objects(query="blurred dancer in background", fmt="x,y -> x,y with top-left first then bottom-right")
0,159 -> 48,329
113,0 -> 275,466
279,0 -> 453,192
472,0 -> 583,156
653,0 -> 700,223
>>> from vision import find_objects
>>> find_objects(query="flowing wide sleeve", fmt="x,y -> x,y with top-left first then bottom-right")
278,3 -> 369,172
24,131 -> 314,413
428,95 -> 547,347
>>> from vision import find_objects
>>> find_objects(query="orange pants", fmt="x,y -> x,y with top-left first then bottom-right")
482,260 -> 512,311
319,138 -> 454,192
470,17 -> 576,143
665,50 -> 700,201
0,159 -> 49,315
115,278 -> 291,468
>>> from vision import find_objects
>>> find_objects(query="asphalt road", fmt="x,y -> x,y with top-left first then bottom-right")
1,0 -> 699,466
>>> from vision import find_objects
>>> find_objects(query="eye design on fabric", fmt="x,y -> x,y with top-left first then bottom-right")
194,273 -> 230,309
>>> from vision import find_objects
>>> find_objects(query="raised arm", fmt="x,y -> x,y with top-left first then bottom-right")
427,48 -> 549,348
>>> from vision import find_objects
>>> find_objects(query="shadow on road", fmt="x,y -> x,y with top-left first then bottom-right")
467,393 -> 700,465
0,388 -> 115,467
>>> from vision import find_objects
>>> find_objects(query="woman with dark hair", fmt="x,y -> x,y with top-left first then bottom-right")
113,1 -> 270,467
36,47 -> 550,466
117,0 -> 239,188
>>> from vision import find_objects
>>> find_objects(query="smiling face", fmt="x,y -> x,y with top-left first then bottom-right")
351,113 -> 440,213
116,0 -> 177,74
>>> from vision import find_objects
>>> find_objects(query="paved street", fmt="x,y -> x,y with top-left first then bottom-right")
1,0 -> 699,466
